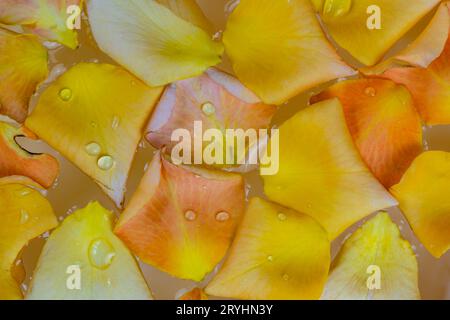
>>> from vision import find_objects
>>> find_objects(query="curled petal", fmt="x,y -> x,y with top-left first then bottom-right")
0,29 -> 48,123
0,122 -> 59,188
261,98 -> 397,239
87,0 -> 223,87
312,78 -> 423,188
115,152 -> 245,281
222,0 -> 355,105
206,197 -> 330,300
362,3 -> 450,75
390,151 -> 450,258
0,0 -> 82,49
25,63 -> 163,207
146,68 -> 276,168
0,181 -> 57,300
322,212 -> 420,300
27,202 -> 152,299
318,0 -> 440,66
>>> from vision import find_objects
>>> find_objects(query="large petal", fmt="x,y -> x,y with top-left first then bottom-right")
390,151 -> 450,258
25,63 -> 163,207
0,122 -> 59,188
0,0 -> 82,49
146,68 -> 276,167
261,98 -> 397,239
322,212 -> 420,300
317,0 -> 440,66
0,181 -> 57,300
87,0 -> 223,87
115,152 -> 245,281
222,0 -> 355,105
312,78 -> 423,188
0,29 -> 48,123
27,202 -> 152,299
205,197 -> 330,300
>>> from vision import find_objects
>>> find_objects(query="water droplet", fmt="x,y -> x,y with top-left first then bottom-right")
282,273 -> 290,281
59,88 -> 72,101
88,238 -> 116,270
277,213 -> 287,221
216,211 -> 230,222
267,255 -> 274,262
184,210 -> 197,221
201,102 -> 216,116
20,210 -> 29,224
97,155 -> 114,171
85,142 -> 101,156
111,116 -> 120,130
364,86 -> 377,97
90,121 -> 98,128
323,0 -> 352,17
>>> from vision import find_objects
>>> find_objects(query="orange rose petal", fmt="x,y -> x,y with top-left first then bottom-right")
390,151 -> 450,258
312,78 -> 423,188
0,0 -> 82,49
179,288 -> 208,300
206,197 -> 330,300
115,152 -> 245,281
0,122 -> 59,188
383,8 -> 450,125
146,68 -> 276,167
0,29 -> 48,123
0,182 -> 57,300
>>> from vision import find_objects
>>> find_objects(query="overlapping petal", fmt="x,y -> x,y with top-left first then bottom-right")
261,98 -> 397,239
390,151 -> 450,258
156,0 -> 213,32
25,63 -> 163,207
27,202 -> 152,299
87,0 -> 223,87
312,78 -> 423,187
115,152 -> 245,281
0,29 -> 48,123
206,197 -> 330,300
222,0 -> 355,105
0,180 -> 57,300
322,212 -> 420,300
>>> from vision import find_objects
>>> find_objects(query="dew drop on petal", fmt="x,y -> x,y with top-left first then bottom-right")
216,211 -> 230,222
88,238 -> 116,270
59,88 -> 72,101
97,155 -> 114,170
184,210 -> 197,221
85,142 -> 102,156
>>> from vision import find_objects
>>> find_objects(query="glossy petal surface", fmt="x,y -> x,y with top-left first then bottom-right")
115,153 -> 245,281
262,99 -> 397,239
390,151 -> 450,258
223,0 -> 355,104
206,197 -> 330,300
312,78 -> 423,187
322,212 -> 420,300
27,202 -> 152,299
25,63 -> 163,207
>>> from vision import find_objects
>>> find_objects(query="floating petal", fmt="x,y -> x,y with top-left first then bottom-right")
156,0 -> 213,32
0,122 -> 59,188
0,182 -> 57,300
261,99 -> 397,239
318,0 -> 440,66
87,0 -> 223,87
27,202 -> 152,299
222,0 -> 355,105
0,0 -> 82,49
0,29 -> 48,122
146,68 -> 276,167
25,63 -> 163,207
390,151 -> 450,258
322,212 -> 420,300
206,197 -> 330,300
312,78 -> 423,187
115,152 -> 245,281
